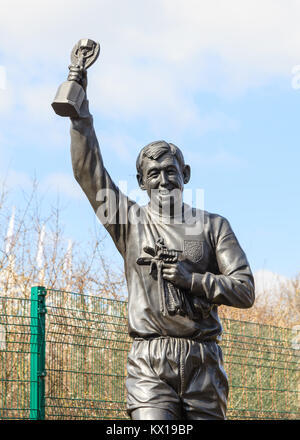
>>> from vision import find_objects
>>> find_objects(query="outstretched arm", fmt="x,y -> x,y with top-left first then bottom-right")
70,98 -> 132,255
69,66 -> 110,211
71,103 -> 100,210
70,101 -> 119,212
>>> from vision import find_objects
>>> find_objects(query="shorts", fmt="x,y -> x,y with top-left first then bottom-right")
126,336 -> 229,420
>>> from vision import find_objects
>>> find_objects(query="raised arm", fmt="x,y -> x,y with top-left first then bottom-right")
70,99 -> 132,255
70,101 -> 115,211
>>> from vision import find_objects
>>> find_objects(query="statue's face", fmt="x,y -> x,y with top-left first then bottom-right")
139,153 -> 189,209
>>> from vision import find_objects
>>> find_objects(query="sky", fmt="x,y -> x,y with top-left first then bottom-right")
0,0 -> 300,283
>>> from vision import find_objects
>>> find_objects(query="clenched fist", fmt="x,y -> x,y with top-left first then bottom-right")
162,259 -> 194,290
68,65 -> 88,92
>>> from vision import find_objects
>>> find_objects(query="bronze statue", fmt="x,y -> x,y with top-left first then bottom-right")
52,40 -> 255,420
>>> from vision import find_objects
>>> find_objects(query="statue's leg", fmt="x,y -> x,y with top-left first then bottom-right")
131,407 -> 180,420
126,338 -> 182,420
184,409 -> 227,420
182,341 -> 229,420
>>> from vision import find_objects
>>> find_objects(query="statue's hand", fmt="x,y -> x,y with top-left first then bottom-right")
68,65 -> 88,92
162,260 -> 193,290
67,66 -> 90,119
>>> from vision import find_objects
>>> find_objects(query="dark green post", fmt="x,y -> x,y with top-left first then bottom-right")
30,286 -> 47,420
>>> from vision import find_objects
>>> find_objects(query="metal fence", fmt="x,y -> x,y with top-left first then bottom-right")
0,294 -> 32,419
0,286 -> 299,420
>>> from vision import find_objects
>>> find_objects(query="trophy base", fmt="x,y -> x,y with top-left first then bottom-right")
51,81 -> 85,117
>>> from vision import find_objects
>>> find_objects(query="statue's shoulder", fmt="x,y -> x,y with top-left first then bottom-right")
200,210 -> 232,237
206,211 -> 229,224
190,207 -> 228,225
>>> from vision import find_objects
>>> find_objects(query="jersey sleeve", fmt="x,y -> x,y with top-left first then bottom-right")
191,216 -> 255,308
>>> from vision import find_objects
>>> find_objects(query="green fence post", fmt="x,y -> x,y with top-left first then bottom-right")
30,286 -> 47,420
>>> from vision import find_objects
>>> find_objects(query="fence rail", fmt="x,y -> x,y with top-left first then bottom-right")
0,287 -> 299,420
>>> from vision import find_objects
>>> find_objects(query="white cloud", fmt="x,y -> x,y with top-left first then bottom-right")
22,83 -> 59,121
0,169 -> 33,190
0,168 -> 84,202
42,172 -> 84,200
0,66 -> 6,90
98,131 -> 137,164
0,86 -> 14,115
1,0 -> 300,132
254,269 -> 292,304
184,147 -> 244,169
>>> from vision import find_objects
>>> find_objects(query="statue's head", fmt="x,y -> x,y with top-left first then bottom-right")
136,140 -> 191,208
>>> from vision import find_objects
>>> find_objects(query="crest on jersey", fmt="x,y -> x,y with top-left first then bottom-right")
184,240 -> 204,263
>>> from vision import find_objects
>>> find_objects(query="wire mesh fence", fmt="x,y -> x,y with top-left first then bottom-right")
45,289 -> 130,419
221,319 -> 299,419
0,294 -> 33,419
0,287 -> 299,420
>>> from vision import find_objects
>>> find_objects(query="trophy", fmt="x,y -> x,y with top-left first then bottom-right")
51,39 -> 100,117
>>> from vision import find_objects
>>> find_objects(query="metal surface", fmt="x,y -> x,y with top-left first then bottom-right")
44,289 -> 130,419
51,38 -> 100,117
0,295 -> 32,419
70,39 -> 100,70
30,286 -> 46,420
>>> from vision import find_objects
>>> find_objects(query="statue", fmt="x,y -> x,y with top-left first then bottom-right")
52,40 -> 255,420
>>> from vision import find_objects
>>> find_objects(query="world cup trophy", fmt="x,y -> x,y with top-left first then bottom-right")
51,39 -> 100,117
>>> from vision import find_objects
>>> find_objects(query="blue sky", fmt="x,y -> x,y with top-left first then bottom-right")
0,0 -> 300,280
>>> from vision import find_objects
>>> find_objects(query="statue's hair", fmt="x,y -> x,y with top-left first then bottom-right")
136,140 -> 185,176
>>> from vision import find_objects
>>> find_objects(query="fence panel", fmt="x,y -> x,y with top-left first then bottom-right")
44,289 -> 131,419
0,294 -> 32,419
43,290 -> 299,420
0,288 -> 299,420
222,319 -> 299,419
